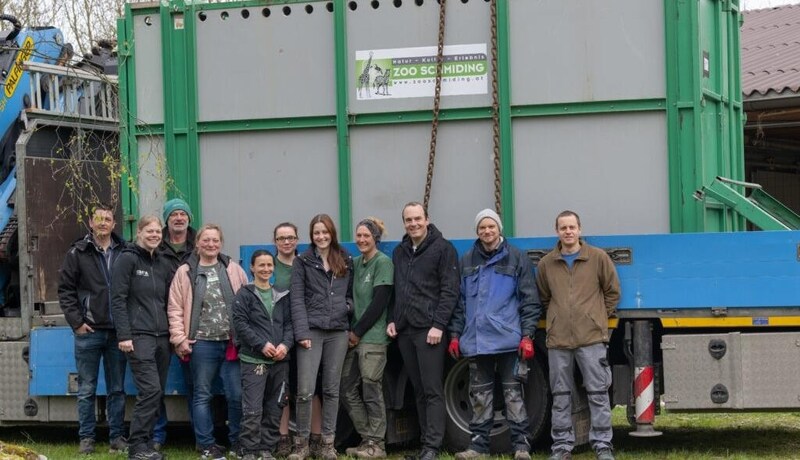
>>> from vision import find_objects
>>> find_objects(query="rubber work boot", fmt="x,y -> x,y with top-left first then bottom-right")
319,435 -> 338,460
287,437 -> 309,460
548,450 -> 572,460
308,434 -> 322,458
354,440 -> 386,459
596,448 -> 615,460
454,449 -> 487,460
275,435 -> 293,458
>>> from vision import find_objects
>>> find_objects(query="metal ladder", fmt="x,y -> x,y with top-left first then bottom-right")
23,61 -> 118,122
694,176 -> 800,230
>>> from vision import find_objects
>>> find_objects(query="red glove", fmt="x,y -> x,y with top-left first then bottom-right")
519,337 -> 534,360
447,338 -> 460,359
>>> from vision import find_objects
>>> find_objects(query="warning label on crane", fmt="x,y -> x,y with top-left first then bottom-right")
355,44 -> 488,101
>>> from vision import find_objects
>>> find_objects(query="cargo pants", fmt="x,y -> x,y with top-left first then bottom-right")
548,343 -> 613,454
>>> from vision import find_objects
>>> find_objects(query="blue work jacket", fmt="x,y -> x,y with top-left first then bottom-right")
449,239 -> 541,357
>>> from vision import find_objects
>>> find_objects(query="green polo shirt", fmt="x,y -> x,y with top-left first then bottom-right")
353,251 -> 393,344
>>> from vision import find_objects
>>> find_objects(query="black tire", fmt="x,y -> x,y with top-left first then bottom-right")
443,353 -> 551,453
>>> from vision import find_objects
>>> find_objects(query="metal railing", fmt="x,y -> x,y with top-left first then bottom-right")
23,61 -> 118,122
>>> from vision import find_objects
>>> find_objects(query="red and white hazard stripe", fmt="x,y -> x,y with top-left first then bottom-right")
634,365 -> 655,423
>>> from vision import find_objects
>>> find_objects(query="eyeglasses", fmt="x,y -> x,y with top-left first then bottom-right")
275,236 -> 298,243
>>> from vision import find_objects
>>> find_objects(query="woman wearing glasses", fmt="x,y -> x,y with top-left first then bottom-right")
273,222 -> 326,458
273,222 -> 299,292
288,214 -> 353,460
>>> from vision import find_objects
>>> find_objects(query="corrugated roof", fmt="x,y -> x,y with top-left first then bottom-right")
742,4 -> 800,97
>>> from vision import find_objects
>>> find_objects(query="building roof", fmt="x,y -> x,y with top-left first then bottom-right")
742,4 -> 800,98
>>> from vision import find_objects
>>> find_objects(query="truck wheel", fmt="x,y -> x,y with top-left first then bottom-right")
443,354 -> 551,452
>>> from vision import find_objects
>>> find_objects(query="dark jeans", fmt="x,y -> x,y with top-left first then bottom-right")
127,335 -> 171,451
190,340 -> 242,448
467,352 -> 530,453
240,361 -> 288,455
397,328 -> 446,452
74,329 -> 127,441
153,401 -> 168,444
341,343 -> 387,441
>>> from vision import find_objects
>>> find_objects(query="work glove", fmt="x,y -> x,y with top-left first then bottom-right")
447,337 -> 460,359
518,337 -> 534,360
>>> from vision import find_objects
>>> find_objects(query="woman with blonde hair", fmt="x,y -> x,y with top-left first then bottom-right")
168,223 -> 249,460
111,215 -> 172,460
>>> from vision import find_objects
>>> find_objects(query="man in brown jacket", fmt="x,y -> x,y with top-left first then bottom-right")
536,210 -> 620,460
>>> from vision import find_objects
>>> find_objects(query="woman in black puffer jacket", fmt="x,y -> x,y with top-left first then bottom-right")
288,214 -> 353,460
111,215 -> 173,460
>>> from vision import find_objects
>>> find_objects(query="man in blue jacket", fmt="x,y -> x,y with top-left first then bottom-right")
448,209 -> 541,460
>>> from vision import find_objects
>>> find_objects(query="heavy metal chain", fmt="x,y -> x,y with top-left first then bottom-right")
424,0 -> 447,212
490,0 -> 501,216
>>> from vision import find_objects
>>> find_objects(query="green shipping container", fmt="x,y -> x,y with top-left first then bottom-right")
118,0 -> 745,249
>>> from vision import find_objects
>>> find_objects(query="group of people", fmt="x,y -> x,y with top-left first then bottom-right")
59,198 -> 620,460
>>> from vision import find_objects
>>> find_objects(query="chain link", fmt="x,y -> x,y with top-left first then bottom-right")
424,0 -> 447,212
425,0 -> 501,217
490,0 -> 501,216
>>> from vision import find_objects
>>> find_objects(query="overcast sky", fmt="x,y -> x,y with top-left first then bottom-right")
741,0 -> 800,9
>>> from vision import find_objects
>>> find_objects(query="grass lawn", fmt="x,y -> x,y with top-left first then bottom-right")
3,408 -> 800,459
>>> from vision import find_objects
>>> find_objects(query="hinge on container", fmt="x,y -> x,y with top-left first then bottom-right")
711,307 -> 727,317
525,249 -> 549,267
606,247 -> 632,265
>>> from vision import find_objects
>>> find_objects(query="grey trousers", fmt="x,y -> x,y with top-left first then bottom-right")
340,342 -> 388,442
295,328 -> 349,438
548,343 -> 613,453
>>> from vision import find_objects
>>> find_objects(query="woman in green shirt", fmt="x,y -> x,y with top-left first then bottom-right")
341,217 -> 394,459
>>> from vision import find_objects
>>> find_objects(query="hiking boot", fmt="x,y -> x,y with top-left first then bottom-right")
513,450 -> 531,460
110,437 -> 129,454
241,455 -> 258,460
152,442 -> 163,452
308,434 -> 322,458
275,435 -> 292,458
79,438 -> 95,454
260,451 -> 277,460
418,449 -> 437,460
287,437 -> 309,460
548,450 -> 572,460
129,450 -> 164,460
345,440 -> 368,456
354,440 -> 386,459
596,448 -> 615,460
319,436 -> 337,460
454,449 -> 487,460
201,443 -> 228,460
229,442 -> 244,459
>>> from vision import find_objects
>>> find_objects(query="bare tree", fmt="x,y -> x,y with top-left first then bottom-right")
60,0 -> 124,57
2,0 -> 60,30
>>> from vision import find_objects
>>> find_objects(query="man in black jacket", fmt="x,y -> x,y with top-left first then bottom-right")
386,202 -> 459,460
58,204 -> 127,455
